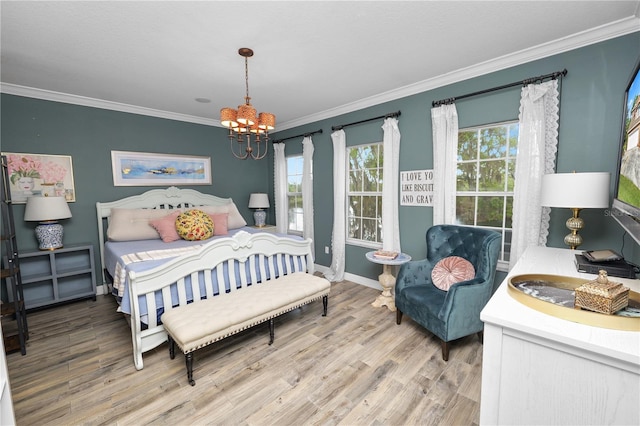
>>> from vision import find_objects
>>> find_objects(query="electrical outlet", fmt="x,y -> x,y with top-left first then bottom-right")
324,246 -> 330,254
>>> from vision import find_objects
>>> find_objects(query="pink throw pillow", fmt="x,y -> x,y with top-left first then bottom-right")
209,213 -> 229,236
149,210 -> 182,242
431,256 -> 475,291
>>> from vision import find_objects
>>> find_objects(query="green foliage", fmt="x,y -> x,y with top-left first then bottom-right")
618,174 -> 640,207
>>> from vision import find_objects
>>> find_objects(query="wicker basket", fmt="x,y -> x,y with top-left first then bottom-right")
574,270 -> 629,315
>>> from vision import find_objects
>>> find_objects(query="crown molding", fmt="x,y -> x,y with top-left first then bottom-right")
0,83 -> 220,127
276,16 -> 640,131
1,16 -> 638,131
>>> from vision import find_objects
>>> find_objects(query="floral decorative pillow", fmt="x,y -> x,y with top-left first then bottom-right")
431,256 -> 475,291
175,209 -> 214,241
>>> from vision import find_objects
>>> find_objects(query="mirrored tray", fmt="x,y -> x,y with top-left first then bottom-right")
507,274 -> 640,331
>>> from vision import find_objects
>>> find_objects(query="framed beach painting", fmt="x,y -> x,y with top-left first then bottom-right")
2,152 -> 76,203
111,150 -> 212,186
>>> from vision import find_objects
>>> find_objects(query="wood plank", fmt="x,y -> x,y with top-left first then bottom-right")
5,281 -> 483,424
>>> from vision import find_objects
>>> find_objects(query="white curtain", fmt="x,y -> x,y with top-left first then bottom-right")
302,136 -> 315,257
382,117 -> 401,252
324,130 -> 346,282
431,104 -> 459,225
273,143 -> 288,234
509,79 -> 560,269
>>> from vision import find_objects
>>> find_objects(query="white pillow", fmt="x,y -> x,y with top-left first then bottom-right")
107,208 -> 183,241
198,202 -> 247,229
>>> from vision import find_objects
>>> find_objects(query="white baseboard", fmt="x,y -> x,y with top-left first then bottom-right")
314,264 -> 382,290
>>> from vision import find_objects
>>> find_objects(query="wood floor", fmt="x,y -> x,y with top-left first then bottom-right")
5,280 -> 483,425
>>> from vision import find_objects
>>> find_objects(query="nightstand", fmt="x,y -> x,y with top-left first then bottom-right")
19,244 -> 97,309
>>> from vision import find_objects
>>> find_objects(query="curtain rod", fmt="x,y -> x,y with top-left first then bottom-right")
331,110 -> 401,132
272,129 -> 323,144
432,69 -> 567,107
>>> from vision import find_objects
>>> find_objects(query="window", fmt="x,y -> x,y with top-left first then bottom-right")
456,121 -> 518,265
347,143 -> 383,246
287,155 -> 304,233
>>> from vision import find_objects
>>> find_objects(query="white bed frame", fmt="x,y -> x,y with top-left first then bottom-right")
96,187 -> 316,369
96,186 -> 233,292
128,231 -> 315,370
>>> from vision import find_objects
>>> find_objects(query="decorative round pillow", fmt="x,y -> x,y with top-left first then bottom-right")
431,256 -> 475,291
175,209 -> 214,241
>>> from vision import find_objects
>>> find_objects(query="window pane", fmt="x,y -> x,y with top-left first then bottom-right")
456,196 -> 475,225
288,175 -> 302,193
477,196 -> 505,227
507,158 -> 516,191
480,127 -> 507,159
503,229 -> 512,262
348,216 -> 361,239
509,124 -> 519,157
362,195 -> 378,219
479,159 -> 506,191
505,196 -> 513,228
349,195 -> 362,217
457,162 -> 477,191
349,170 -> 361,192
363,168 -> 379,192
458,130 -> 477,161
361,218 -> 378,242
288,206 -> 303,232
287,156 -> 302,175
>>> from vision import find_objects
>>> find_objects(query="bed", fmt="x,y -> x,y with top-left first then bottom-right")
95,186 -> 314,369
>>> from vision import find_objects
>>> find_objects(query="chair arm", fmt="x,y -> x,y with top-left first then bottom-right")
439,277 -> 493,322
396,258 -> 435,293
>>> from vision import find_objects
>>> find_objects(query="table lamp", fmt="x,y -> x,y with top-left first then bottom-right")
248,193 -> 269,227
540,172 -> 610,249
24,196 -> 72,250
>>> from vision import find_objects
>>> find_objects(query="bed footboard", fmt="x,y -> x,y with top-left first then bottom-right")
127,230 -> 314,370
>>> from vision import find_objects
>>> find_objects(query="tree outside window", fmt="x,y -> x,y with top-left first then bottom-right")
347,143 -> 383,246
457,121 -> 518,263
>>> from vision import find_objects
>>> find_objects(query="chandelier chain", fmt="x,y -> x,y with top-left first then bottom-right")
244,56 -> 251,104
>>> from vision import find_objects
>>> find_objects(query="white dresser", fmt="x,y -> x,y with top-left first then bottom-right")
480,246 -> 640,425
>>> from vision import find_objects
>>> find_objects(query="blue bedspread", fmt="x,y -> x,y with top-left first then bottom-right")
104,227 -> 297,317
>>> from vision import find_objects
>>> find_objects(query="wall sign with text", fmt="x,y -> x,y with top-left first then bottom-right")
400,169 -> 434,206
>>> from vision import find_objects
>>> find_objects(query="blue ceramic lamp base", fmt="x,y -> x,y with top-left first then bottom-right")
253,209 -> 266,227
35,221 -> 64,250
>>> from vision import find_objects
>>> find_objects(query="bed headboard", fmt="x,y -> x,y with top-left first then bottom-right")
96,186 -> 234,289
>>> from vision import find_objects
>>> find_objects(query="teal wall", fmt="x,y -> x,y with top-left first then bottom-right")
0,98 -> 271,275
271,32 -> 640,280
2,32 -> 639,285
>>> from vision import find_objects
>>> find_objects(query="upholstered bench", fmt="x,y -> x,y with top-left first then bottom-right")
161,272 -> 330,385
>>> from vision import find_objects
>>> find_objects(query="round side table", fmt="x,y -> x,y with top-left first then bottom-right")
365,251 -> 412,312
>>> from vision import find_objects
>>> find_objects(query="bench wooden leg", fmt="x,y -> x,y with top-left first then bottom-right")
168,335 -> 175,360
322,295 -> 328,316
185,352 -> 195,386
268,318 -> 275,345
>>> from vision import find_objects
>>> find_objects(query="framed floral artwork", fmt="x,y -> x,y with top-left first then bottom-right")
2,152 -> 76,203
111,150 -> 212,186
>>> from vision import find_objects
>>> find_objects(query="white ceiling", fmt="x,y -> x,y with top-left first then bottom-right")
1,1 -> 639,131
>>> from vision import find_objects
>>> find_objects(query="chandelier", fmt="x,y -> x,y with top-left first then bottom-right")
220,48 -> 275,160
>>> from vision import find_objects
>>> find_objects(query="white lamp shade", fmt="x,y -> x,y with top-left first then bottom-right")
248,193 -> 270,209
540,172 -> 610,208
24,196 -> 72,222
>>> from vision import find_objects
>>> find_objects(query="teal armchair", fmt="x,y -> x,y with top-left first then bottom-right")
395,225 -> 501,361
